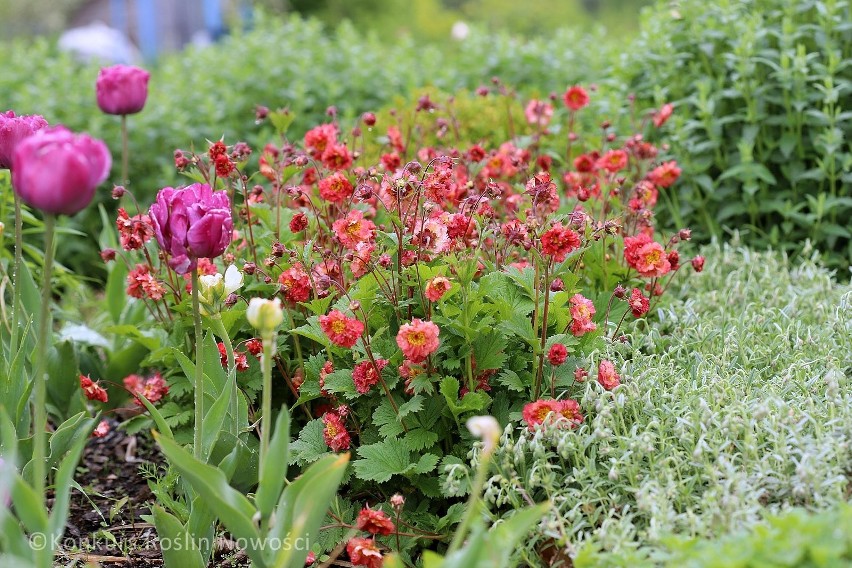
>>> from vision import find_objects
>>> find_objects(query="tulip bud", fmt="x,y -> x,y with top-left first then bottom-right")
467,416 -> 501,456
247,297 -> 284,334
0,111 -> 48,170
198,265 -> 243,316
96,65 -> 150,116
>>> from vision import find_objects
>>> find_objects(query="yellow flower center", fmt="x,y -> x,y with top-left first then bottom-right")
332,320 -> 346,334
407,331 -> 426,346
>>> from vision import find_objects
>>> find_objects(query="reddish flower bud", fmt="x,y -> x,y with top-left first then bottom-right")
100,248 -> 117,262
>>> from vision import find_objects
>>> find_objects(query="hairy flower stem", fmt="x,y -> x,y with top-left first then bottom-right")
9,193 -> 23,353
260,331 -> 275,471
534,263 -> 552,400
31,214 -> 55,498
191,269 -> 204,459
446,450 -> 491,556
121,115 -> 129,185
209,315 -> 240,435
286,309 -> 303,372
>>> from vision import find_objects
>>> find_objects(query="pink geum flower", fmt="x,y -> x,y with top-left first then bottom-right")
563,85 -> 590,111
524,99 -> 554,127
541,223 -> 582,262
555,399 -> 583,427
116,207 -> 154,251
80,375 -> 108,403
692,255 -> 706,273
624,233 -> 672,278
346,537 -> 383,568
278,263 -> 312,303
318,171 -> 354,203
352,359 -> 389,394
124,372 -> 169,405
424,276 -> 452,302
12,126 -> 111,215
628,288 -> 650,318
217,342 -> 249,372
126,263 -> 166,300
321,142 -> 353,171
0,110 -> 48,169
548,343 -> 568,366
396,319 -> 440,363
597,359 -> 620,390
652,103 -> 674,128
319,310 -> 364,348
356,506 -> 396,535
149,183 -> 232,274
647,161 -> 681,188
322,412 -> 351,451
96,65 -> 150,115
597,149 -> 628,173
332,210 -> 376,250
92,420 -> 110,438
523,399 -> 583,430
569,294 -> 597,336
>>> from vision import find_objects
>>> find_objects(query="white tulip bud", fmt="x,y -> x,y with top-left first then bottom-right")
247,297 -> 284,333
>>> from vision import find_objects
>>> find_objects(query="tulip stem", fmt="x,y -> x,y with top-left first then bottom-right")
446,449 -> 491,556
260,331 -> 275,471
32,214 -> 55,500
10,193 -> 23,355
191,269 -> 204,459
210,315 -> 240,435
121,115 -> 129,185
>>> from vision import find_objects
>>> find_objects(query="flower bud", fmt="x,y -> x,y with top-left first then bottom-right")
247,297 -> 284,333
100,248 -> 116,262
243,262 -> 256,275
466,415 -> 501,456
112,185 -> 126,199
96,64 -> 150,116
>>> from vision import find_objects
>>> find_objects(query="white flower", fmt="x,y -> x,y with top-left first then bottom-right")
451,21 -> 470,41
223,264 -> 243,295
246,297 -> 284,333
198,265 -> 243,315
466,415 -> 501,456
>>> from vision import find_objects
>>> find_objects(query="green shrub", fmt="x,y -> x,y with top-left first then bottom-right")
454,242 -> 852,564
618,0 -> 852,267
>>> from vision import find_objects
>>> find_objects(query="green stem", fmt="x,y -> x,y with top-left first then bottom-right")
209,315 -> 240,435
285,309 -> 303,371
260,331 -> 275,471
32,214 -> 55,499
10,193 -> 23,354
191,269 -> 204,459
446,451 -> 491,556
121,114 -> 129,185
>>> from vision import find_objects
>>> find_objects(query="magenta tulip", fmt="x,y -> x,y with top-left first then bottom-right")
0,111 -> 48,170
96,65 -> 150,116
149,183 -> 233,274
12,126 -> 111,216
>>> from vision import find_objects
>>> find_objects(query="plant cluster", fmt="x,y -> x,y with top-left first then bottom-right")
464,243 -> 852,565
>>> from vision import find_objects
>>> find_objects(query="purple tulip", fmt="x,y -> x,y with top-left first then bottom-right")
12,126 -> 111,216
149,183 -> 233,274
0,111 -> 48,170
96,65 -> 150,116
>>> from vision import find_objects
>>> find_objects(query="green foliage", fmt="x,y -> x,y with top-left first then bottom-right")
617,0 -> 852,267
465,242 -> 852,564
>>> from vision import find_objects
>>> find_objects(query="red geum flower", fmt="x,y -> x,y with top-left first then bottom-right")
346,537 -> 383,568
245,338 -> 263,357
667,250 -> 681,270
569,294 -> 597,336
597,149 -> 628,173
322,412 -> 351,452
597,359 -> 620,390
647,161 -> 681,188
548,343 -> 568,366
522,399 -> 559,430
124,372 -> 170,405
290,212 -> 308,232
305,551 -> 317,565
396,319 -> 440,363
628,288 -> 650,318
692,255 -> 705,272
555,399 -> 583,427
126,263 -> 166,300
356,506 -> 396,535
304,123 -> 337,159
116,207 -> 154,251
332,210 -> 376,250
321,142 -> 353,171
541,223 -> 581,262
80,375 -> 109,403
653,103 -> 674,128
424,276 -> 452,302
352,359 -> 389,394
574,366 -> 588,382
524,99 -> 554,127
318,171 -> 354,203
563,85 -> 590,111
624,233 -> 671,278
319,310 -> 364,348
279,263 -> 312,303
92,420 -> 110,438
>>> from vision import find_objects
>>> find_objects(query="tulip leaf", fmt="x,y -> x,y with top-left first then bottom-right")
11,473 -> 48,534
48,429 -> 91,539
201,383 -> 231,462
151,505 -> 206,568
255,406 -> 290,521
